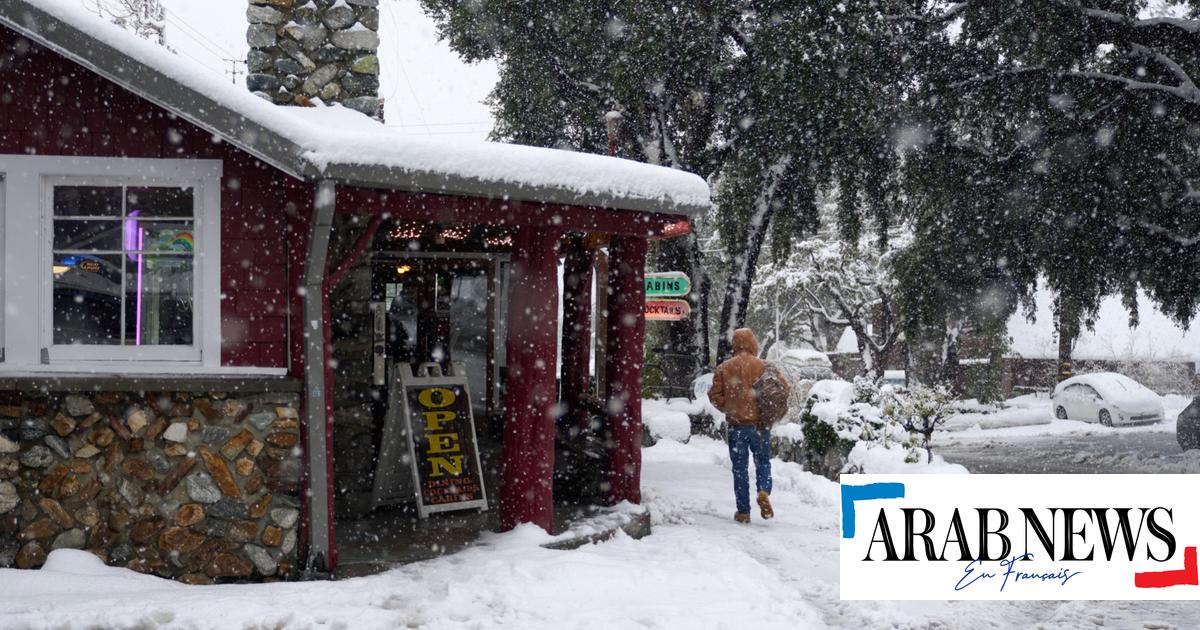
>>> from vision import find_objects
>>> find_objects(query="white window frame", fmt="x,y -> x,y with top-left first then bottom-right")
0,156 -> 227,373
0,172 -> 5,364
44,175 -> 204,362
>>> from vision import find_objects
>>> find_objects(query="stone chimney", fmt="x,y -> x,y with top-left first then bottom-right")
246,0 -> 382,119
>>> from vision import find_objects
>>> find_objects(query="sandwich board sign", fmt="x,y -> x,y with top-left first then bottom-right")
644,272 -> 690,297
370,362 -> 488,518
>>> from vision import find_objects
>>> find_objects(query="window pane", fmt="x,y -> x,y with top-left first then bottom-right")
125,255 -> 193,346
53,186 -> 122,217
131,222 -> 195,253
54,219 -> 122,251
126,187 -> 193,218
53,254 -> 122,345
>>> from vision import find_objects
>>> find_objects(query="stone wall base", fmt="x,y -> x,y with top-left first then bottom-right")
0,387 -> 301,583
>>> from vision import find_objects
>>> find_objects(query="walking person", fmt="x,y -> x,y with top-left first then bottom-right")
708,328 -> 788,523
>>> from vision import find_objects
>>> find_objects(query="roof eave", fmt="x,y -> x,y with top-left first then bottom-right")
319,161 -> 710,218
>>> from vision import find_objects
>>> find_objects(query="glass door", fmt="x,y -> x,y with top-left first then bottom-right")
375,256 -> 501,421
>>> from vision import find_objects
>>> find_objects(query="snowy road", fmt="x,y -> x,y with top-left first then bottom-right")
2,437 -> 1198,629
937,430 -> 1200,474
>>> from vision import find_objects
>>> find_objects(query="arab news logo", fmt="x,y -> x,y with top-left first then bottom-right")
841,481 -> 1199,592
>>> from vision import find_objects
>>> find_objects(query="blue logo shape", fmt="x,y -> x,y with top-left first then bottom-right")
841,482 -> 905,538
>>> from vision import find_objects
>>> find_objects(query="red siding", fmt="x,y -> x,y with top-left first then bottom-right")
0,26 -> 300,370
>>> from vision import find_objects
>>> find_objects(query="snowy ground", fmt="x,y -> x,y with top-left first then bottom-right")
941,393 -> 1192,439
2,436 -> 1197,629
938,394 -> 1198,475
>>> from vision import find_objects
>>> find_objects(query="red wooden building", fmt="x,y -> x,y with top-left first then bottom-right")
0,0 -> 708,579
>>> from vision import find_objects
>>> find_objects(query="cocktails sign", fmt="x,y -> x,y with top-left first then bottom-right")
645,299 -> 691,321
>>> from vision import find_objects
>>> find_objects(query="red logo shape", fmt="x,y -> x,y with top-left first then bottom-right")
1135,547 -> 1198,588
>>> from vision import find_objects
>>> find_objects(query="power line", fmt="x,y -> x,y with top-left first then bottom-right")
163,15 -> 230,60
385,3 -> 432,134
78,0 -> 231,82
173,46 -> 230,82
161,7 -> 237,59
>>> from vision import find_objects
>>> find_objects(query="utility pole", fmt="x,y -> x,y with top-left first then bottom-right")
223,58 -> 245,86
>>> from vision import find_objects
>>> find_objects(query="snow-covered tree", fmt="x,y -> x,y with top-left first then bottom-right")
885,385 -> 953,464
88,0 -> 167,47
893,0 -> 1200,383
747,260 -> 832,354
748,202 -> 846,353
790,232 -> 911,380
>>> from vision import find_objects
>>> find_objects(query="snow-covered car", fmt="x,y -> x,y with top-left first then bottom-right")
1052,373 -> 1165,426
776,348 -> 835,382
1176,396 -> 1200,451
880,370 -> 907,391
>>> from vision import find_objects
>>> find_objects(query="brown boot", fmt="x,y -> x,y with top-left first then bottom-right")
757,491 -> 774,520
734,512 -> 750,524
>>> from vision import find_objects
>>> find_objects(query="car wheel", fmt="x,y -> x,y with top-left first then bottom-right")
1055,406 -> 1068,420
1099,409 -> 1113,427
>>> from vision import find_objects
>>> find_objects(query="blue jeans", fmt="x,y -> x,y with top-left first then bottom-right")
728,425 -> 772,514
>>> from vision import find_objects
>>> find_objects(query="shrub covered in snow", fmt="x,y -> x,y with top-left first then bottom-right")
787,378 -> 901,477
800,379 -> 907,450
779,376 -> 963,476
884,385 -> 954,464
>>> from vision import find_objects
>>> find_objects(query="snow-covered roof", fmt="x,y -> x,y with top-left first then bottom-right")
0,0 -> 711,217
834,327 -> 859,354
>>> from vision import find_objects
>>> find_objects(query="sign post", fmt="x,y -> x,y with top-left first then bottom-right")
371,362 -> 488,517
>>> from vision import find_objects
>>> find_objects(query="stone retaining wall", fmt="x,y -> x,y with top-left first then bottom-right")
0,389 -> 302,583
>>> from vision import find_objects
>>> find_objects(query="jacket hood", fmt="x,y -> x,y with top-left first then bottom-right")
732,328 -> 759,356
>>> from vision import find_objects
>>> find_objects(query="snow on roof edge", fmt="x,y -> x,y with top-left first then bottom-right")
2,0 -> 712,216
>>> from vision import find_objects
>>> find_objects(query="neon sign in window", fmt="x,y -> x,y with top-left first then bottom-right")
51,186 -> 194,347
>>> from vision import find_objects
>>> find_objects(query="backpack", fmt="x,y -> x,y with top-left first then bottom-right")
752,362 -> 790,428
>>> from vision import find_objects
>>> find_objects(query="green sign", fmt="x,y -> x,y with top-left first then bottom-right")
645,272 -> 690,297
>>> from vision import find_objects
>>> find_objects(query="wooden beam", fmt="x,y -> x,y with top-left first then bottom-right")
559,235 -> 596,432
604,236 -> 648,505
326,215 -> 384,289
499,226 -> 562,531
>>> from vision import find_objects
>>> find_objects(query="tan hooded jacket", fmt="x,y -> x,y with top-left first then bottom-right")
708,328 -> 767,427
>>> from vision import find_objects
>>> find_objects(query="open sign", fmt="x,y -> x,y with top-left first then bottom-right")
372,363 -> 488,518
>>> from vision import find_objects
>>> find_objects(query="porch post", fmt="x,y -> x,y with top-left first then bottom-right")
500,226 -> 562,531
604,235 -> 647,505
559,235 -> 596,432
